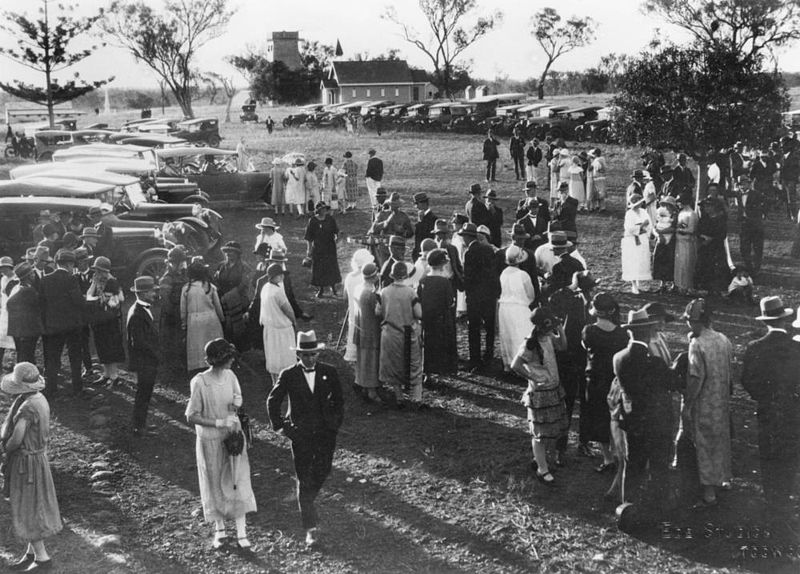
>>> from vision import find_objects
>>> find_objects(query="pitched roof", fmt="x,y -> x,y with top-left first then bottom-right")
410,68 -> 429,83
321,76 -> 338,89
332,60 -> 418,85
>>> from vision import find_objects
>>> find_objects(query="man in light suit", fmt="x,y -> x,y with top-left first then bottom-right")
267,331 -> 344,548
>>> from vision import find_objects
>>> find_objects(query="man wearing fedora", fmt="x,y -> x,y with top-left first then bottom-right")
214,241 -> 253,351
515,181 -> 550,223
461,222 -> 500,371
127,276 -> 161,436
379,236 -> 408,288
6,262 -> 42,365
736,175 -> 767,277
482,130 -> 500,183
267,331 -> 343,548
552,182 -> 578,239
159,246 -> 188,375
742,296 -> 800,526
517,198 -> 550,252
412,192 -> 437,261
370,192 -> 414,241
465,183 -> 491,228
40,249 -> 86,399
432,219 -> 464,293
88,206 -> 114,259
485,189 -> 503,248
612,309 -> 682,528
365,148 -> 384,208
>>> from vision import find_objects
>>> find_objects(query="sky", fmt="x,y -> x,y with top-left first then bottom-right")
1,0 -> 799,89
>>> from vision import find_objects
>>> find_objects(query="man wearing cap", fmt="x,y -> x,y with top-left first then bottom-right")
6,262 -> 42,364
741,296 -> 800,524
127,276 -> 161,436
482,130 -> 500,183
672,153 -> 695,199
412,192 -> 437,261
365,149 -> 384,208
736,175 -> 766,276
379,236 -> 407,288
612,309 -> 682,527
159,246 -> 188,374
214,241 -> 253,350
460,222 -> 500,370
40,249 -> 85,398
267,330 -> 343,548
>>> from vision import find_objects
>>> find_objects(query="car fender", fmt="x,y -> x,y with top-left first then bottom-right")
132,247 -> 168,269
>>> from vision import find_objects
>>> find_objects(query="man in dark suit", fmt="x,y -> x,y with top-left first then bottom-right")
515,181 -> 550,222
460,223 -> 500,370
126,276 -> 161,436
74,247 -> 95,378
517,198 -> 549,252
672,153 -> 695,199
736,175 -> 767,276
267,331 -> 344,548
432,219 -> 464,292
482,130 -> 500,182
412,192 -> 437,261
30,245 -> 54,292
484,189 -> 503,248
742,297 -> 800,525
365,148 -> 384,208
88,206 -> 114,259
729,141 -> 747,183
613,309 -> 682,528
379,236 -> 407,288
40,249 -> 85,398
552,182 -> 578,239
465,183 -> 491,228
526,139 -> 543,184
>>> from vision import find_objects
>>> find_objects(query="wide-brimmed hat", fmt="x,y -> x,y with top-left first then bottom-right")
375,187 -> 388,198
458,222 -> 478,237
81,227 -> 99,239
55,249 -> 76,264
390,260 -> 409,281
549,231 -> 572,251
91,256 -> 112,273
266,262 -> 284,280
642,302 -> 675,322
485,189 -> 498,200
426,248 -> 449,268
33,245 -> 53,262
269,248 -> 288,263
343,151 -> 353,158
314,201 -> 330,214
469,183 -> 482,195
388,235 -> 406,248
631,169 -> 645,179
755,295 -> 793,321
387,192 -> 402,206
13,261 -> 33,281
680,298 -> 711,322
621,309 -> 659,329
413,192 -> 429,204
505,245 -> 528,266
432,218 -> 451,235
0,256 -> 13,269
204,338 -> 236,366
131,275 -> 156,293
524,180 -> 537,191
511,223 -> 530,240
255,217 -> 279,230
361,262 -> 379,280
589,292 -> 618,317
627,193 -> 645,209
1,362 -> 45,395
558,181 -> 569,192
477,224 -> 491,237
292,330 -> 325,352
221,241 -> 242,254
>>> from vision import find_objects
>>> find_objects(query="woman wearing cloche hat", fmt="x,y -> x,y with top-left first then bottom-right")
1,362 -> 62,571
418,249 -> 458,377
86,256 -> 126,386
621,192 -> 653,294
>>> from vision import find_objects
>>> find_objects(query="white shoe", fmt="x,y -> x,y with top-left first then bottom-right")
630,283 -> 640,295
305,528 -> 318,547
212,529 -> 227,549
237,536 -> 251,549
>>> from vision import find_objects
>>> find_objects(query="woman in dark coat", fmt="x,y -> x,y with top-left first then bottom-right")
695,198 -> 731,296
85,256 -> 126,385
417,249 -> 457,376
304,201 -> 341,297
580,293 -> 628,473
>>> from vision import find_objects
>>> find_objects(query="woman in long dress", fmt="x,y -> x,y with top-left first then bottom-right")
1,363 -> 61,570
86,257 -> 126,385
354,263 -> 382,401
652,197 -> 678,293
674,192 -> 700,295
284,158 -> 308,217
343,248 -> 375,361
304,202 -> 341,298
341,151 -> 358,211
321,157 -> 339,211
511,308 -> 568,485
259,264 -> 296,383
695,199 -> 730,296
498,245 -> 536,372
620,193 -> 652,294
417,249 -> 457,376
269,158 -> 287,215
580,293 -> 629,473
0,259 -> 16,366
567,156 -> 586,209
185,339 -> 256,549
181,262 -> 224,374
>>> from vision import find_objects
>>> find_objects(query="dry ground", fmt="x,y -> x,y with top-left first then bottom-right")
0,105 -> 798,573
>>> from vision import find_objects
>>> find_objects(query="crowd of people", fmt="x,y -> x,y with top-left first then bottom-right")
1,133 -> 799,567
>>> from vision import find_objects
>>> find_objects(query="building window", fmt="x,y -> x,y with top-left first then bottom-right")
380,88 -> 385,97
395,88 -> 400,97
366,88 -> 371,97
352,89 -> 357,97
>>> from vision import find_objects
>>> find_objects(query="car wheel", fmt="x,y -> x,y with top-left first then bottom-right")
135,253 -> 167,281
207,135 -> 221,147
4,146 -> 18,158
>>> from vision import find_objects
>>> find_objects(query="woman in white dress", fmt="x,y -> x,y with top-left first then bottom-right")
621,193 -> 653,294
450,217 -> 468,318
181,262 -> 225,373
284,158 -> 307,217
343,248 -> 374,361
259,263 -> 296,383
567,156 -> 586,209
498,246 -> 537,371
0,257 -> 16,366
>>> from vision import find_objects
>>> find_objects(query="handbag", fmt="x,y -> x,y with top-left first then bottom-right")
223,430 -> 245,456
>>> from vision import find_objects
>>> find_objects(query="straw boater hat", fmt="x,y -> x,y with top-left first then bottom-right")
0,256 -> 13,269
755,295 -> 793,321
477,224 -> 491,238
292,330 -> 325,352
255,217 -> 279,230
131,275 -> 156,293
621,308 -> 659,329
1,362 -> 45,395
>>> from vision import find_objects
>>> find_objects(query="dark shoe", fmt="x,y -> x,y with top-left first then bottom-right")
9,553 -> 34,571
25,560 -> 53,571
536,471 -> 556,485
595,462 -> 616,474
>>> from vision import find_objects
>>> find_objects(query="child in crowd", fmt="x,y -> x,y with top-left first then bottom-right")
726,267 -> 755,305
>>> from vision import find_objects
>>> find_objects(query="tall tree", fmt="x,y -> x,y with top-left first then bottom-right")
102,0 -> 234,118
612,44 -> 789,200
644,0 -> 800,65
0,0 -> 111,128
531,8 -> 596,100
204,72 -> 237,122
384,0 -> 501,98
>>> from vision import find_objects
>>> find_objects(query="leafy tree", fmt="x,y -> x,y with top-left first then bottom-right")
126,91 -> 155,110
384,0 -> 501,98
531,7 -> 597,100
0,0 -> 111,128
612,44 -> 789,199
580,69 -> 609,94
644,0 -> 800,65
102,0 -> 235,118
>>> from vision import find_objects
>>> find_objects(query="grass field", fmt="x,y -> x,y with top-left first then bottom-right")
0,102 -> 798,573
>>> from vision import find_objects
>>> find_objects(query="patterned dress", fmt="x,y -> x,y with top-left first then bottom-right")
342,158 -> 358,202
516,336 -> 568,440
674,207 -> 699,290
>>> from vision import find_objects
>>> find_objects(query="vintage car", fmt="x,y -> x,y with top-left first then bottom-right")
32,130 -> 74,162
239,103 -> 259,123
171,117 -> 222,147
427,102 -> 473,130
70,129 -> 116,145
536,106 -> 602,140
155,146 -> 270,201
53,143 -> 159,166
0,196 -> 172,286
116,134 -> 188,148
525,105 -> 570,139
